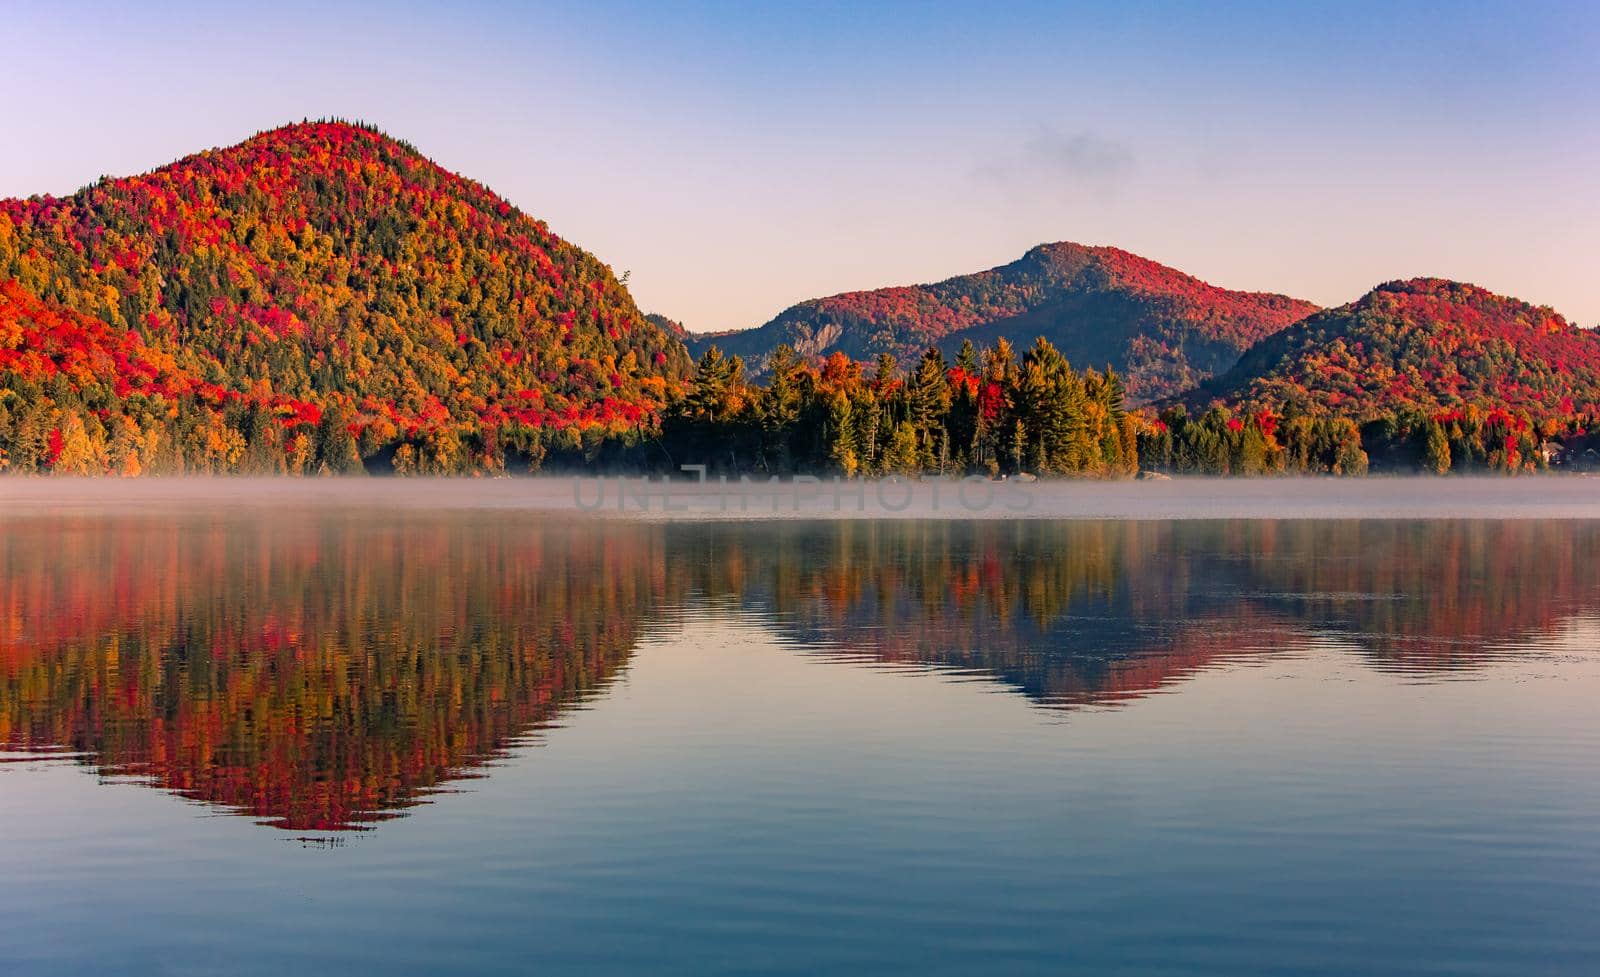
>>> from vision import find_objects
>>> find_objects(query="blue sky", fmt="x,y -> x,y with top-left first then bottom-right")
4,0 -> 1597,328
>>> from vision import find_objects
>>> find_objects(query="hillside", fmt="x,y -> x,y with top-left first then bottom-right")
692,243 -> 1318,401
1142,279 -> 1600,475
0,121 -> 690,475
1199,278 -> 1600,419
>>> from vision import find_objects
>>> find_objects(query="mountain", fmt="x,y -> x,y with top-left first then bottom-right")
1142,278 -> 1600,475
644,312 -> 692,341
1198,278 -> 1600,421
691,243 -> 1319,401
0,120 -> 690,475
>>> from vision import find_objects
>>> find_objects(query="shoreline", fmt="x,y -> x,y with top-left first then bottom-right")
3,475 -> 1600,521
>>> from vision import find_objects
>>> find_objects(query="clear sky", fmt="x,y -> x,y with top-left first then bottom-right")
4,0 -> 1596,329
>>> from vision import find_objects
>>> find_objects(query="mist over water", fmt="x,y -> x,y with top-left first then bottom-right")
2,490 -> 1598,975
7,475 -> 1600,520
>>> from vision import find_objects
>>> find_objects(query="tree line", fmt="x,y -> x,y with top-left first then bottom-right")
5,326 -> 1593,477
650,338 -> 1138,478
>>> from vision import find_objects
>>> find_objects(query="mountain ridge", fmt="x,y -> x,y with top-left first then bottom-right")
689,242 -> 1320,402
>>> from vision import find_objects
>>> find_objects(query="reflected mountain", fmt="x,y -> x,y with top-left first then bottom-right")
3,513 -> 1598,830
664,520 -> 1600,701
0,513 -> 662,829
1230,520 -> 1600,671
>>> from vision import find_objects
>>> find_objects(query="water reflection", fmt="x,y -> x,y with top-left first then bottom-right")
0,514 -> 659,829
665,520 -> 1600,701
3,514 -> 1597,829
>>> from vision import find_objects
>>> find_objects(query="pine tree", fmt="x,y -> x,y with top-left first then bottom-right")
1424,422 -> 1452,475
956,339 -> 978,375
1105,367 -> 1127,422
317,404 -> 366,475
872,353 -> 897,391
886,421 -> 921,475
828,392 -> 859,477
907,347 -> 951,465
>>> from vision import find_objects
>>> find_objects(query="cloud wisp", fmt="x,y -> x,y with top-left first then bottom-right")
976,127 -> 1137,203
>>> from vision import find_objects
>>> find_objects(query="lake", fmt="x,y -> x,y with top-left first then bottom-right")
2,482 -> 1599,975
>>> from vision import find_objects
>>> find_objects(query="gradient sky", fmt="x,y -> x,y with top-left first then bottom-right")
4,0 -> 1597,329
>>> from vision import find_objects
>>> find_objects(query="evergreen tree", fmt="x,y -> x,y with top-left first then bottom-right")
827,392 -> 859,477
1424,422 -> 1452,475
956,339 -> 978,375
317,404 -> 366,475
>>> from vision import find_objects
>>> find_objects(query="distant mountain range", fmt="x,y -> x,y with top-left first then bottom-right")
689,242 -> 1320,402
0,120 -> 1593,476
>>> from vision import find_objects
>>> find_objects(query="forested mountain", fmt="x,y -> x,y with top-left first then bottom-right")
1200,278 -> 1600,419
691,243 -> 1319,402
0,120 -> 691,475
1143,279 -> 1600,474
3,121 -> 1593,479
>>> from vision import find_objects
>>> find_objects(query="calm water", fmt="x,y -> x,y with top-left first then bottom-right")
2,499 -> 1599,975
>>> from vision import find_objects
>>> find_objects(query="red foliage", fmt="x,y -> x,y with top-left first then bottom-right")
0,121 -> 694,467
1211,278 -> 1600,432
705,241 -> 1319,401
979,381 -> 1006,421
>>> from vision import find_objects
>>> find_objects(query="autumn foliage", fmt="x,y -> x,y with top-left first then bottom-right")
662,337 -> 1139,477
1169,279 -> 1600,473
0,120 -> 690,475
1,121 -> 1593,479
695,242 -> 1319,402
